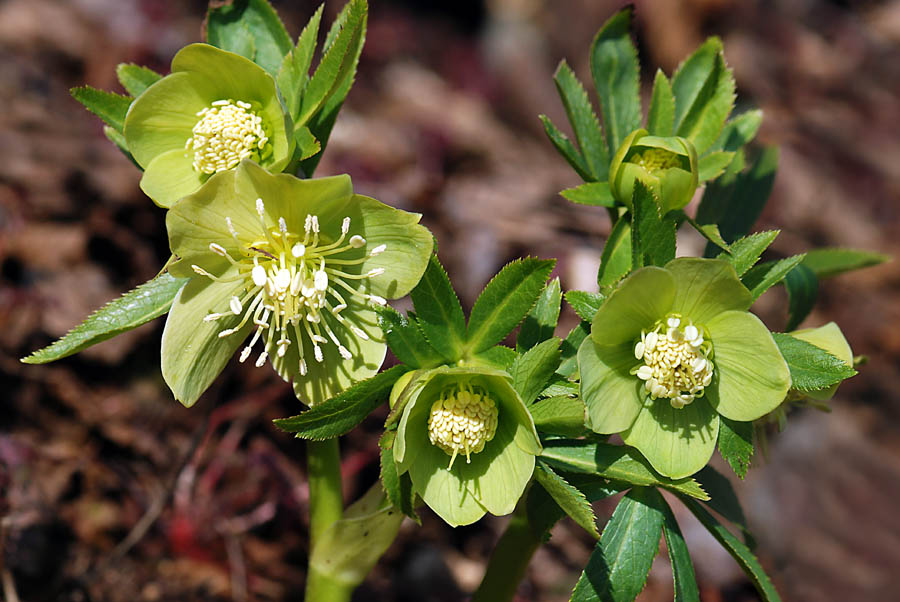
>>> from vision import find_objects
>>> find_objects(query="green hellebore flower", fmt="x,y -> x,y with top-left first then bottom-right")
609,129 -> 698,212
161,160 -> 432,407
392,366 -> 542,527
124,43 -> 293,208
791,322 -> 853,401
578,258 -> 791,478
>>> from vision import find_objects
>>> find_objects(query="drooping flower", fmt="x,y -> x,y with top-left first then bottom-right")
608,128 -> 698,212
124,44 -> 293,208
578,258 -> 791,478
161,160 -> 432,407
392,366 -> 542,527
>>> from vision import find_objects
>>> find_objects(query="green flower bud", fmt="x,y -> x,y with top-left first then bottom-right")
392,366 -> 541,526
609,129 -> 699,212
578,258 -> 791,478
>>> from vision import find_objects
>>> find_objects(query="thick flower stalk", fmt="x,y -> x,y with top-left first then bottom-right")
161,160 -> 432,407
124,44 -> 293,208
609,128 -> 698,212
392,366 -> 542,527
578,258 -> 791,478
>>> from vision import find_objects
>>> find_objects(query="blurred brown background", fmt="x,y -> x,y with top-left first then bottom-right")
1,0 -> 899,600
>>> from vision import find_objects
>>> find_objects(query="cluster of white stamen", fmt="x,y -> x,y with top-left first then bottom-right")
427,385 -> 499,469
194,197 -> 388,375
631,314 -> 714,409
186,99 -> 268,174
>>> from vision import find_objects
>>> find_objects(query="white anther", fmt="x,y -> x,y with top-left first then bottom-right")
304,214 -> 312,233
299,359 -> 307,376
279,217 -> 287,234
252,265 -> 267,287
314,271 -> 329,291
314,346 -> 324,362
636,365 -> 653,380
690,335 -> 704,347
255,352 -> 268,368
634,341 -> 645,360
274,268 -> 292,291
667,317 -> 681,328
290,272 -> 302,296
692,357 -> 707,373
349,235 -> 366,248
277,342 -> 288,358
209,243 -> 227,256
218,328 -> 237,338
338,346 -> 352,360
369,244 -> 386,256
683,325 -> 699,342
239,346 -> 252,363
350,326 -> 369,340
341,217 -> 351,234
645,331 -> 658,351
368,295 -> 387,306
256,198 -> 265,218
301,279 -> 316,298
311,216 -> 319,233
229,296 -> 242,315
367,268 -> 385,277
292,243 -> 306,257
212,99 -> 229,106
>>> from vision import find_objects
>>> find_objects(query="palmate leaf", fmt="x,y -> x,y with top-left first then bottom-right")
590,7 -> 641,158
680,496 -> 782,602
565,290 -> 606,322
70,86 -> 132,134
509,338 -> 561,405
718,230 -> 780,276
409,254 -> 467,363
553,60 -> 608,181
273,365 -> 408,439
465,258 -> 556,354
570,487 -> 665,602
115,63 -> 162,97
22,272 -> 187,364
801,247 -> 890,278
277,5 -> 324,121
517,278 -> 562,351
534,461 -> 599,538
206,0 -> 293,76
772,333 -> 857,391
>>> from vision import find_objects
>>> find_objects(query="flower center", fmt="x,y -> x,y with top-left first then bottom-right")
634,147 -> 680,173
428,385 -> 499,469
631,314 -> 714,408
194,198 -> 387,375
186,99 -> 269,174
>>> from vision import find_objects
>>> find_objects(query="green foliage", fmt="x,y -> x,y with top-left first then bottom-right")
70,86 -> 132,133
570,487 -> 664,602
598,218 -> 633,288
742,254 -> 806,301
772,333 -> 857,391
554,61 -> 608,180
22,272 -> 186,364
784,264 -> 818,330
409,254 -> 467,362
526,474 -> 625,539
801,247 -> 890,278
660,499 -> 701,602
564,290 -> 606,322
558,321 -> 590,378
466,258 -> 556,354
680,496 -> 782,601
277,6 -> 323,120
534,461 -> 599,538
273,366 -> 409,439
517,278 -> 562,351
510,338 -> 562,405
528,395 -> 586,437
719,230 -> 780,276
378,431 -> 418,521
694,466 -> 755,545
646,70 -> 674,136
717,417 -> 754,479
631,181 -> 676,268
539,115 -> 593,181
205,0 -> 292,76
116,63 -> 162,97
377,306 -> 443,369
560,182 -> 616,207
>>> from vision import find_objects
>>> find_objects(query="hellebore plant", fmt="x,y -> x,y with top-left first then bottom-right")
25,3 -> 885,602
392,366 -> 541,526
579,258 -> 791,478
124,43 -> 293,207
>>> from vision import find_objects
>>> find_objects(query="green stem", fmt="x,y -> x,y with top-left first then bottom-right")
306,438 -> 351,602
472,501 -> 542,602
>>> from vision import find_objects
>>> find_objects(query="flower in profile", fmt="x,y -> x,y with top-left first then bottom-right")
392,366 -> 542,527
124,44 -> 293,208
578,258 -> 791,478
609,128 -> 698,212
161,160 -> 432,407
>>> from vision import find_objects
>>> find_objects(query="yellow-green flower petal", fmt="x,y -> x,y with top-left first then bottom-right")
666,257 -> 751,324
578,338 -> 643,433
591,266 -> 675,347
140,148 -> 208,208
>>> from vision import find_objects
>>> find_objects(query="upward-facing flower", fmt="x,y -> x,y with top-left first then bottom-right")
161,161 -> 432,407
578,258 -> 791,478
124,44 -> 293,208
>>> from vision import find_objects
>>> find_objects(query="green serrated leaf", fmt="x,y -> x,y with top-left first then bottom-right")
466,258 -> 556,354
273,365 -> 408,439
680,211 -> 730,253
378,431 -> 418,521
647,69 -> 674,136
540,377 -> 579,398
527,473 -> 625,539
590,7 -> 641,157
540,114 -> 593,181
801,248 -> 890,278
558,321 -> 590,378
660,497 -> 700,602
680,496 -> 781,601
708,109 -> 762,154
471,344 -> 519,371
560,181 -> 616,207
718,231 -> 780,276
529,395 -> 586,437
598,217 -> 633,289
672,38 -> 735,154
716,417 -> 754,479
554,60 -> 608,181
206,0 -> 293,76
742,254 -> 806,301
784,264 -> 818,331
540,441 -> 708,500
22,272 -> 186,365
71,86 -> 132,133
631,181 -> 676,269
409,254 -> 467,363
103,126 -> 138,166
535,461 -> 599,537
377,306 -> 443,369
695,466 -> 754,545
277,5 -> 323,121
571,487 -> 665,602
518,278 -> 562,351
293,125 -> 321,160
565,290 -> 606,322
772,332 -> 857,392
115,63 -> 162,97
698,151 -> 735,182
510,338 -> 562,405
